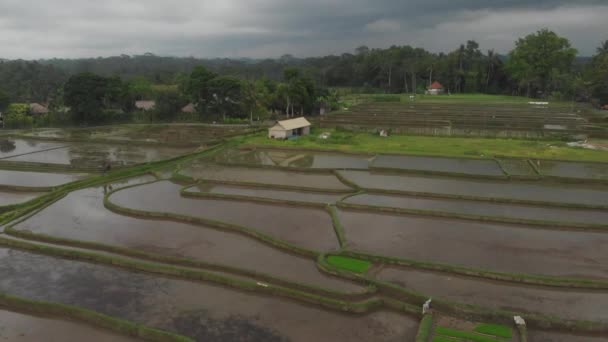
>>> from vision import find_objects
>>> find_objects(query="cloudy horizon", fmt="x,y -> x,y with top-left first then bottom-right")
1,0 -> 607,60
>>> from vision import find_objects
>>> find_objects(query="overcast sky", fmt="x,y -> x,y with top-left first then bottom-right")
1,0 -> 607,59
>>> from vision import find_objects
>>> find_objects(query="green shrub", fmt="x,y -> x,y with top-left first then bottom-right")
474,324 -> 513,338
371,94 -> 401,102
326,255 -> 371,273
432,336 -> 458,342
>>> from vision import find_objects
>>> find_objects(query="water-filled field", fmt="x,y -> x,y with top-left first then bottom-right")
2,137 -> 608,341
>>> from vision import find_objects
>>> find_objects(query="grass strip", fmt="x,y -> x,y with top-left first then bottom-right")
327,205 -> 347,248
0,236 -> 383,315
474,324 -> 513,339
326,255 -> 371,274
416,313 -> 434,342
0,292 -> 193,342
435,326 -> 502,342
432,336 -> 459,342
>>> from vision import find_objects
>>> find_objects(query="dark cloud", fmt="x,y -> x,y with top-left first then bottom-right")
0,0 -> 606,59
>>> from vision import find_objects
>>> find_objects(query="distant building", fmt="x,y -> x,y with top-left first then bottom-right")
135,100 -> 156,111
181,103 -> 196,113
29,103 -> 49,115
268,117 -> 311,139
426,81 -> 445,95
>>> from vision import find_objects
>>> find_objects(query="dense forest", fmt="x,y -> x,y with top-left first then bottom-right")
0,29 -> 607,127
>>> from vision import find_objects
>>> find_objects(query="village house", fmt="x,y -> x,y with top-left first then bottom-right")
426,81 -> 445,95
29,103 -> 49,115
135,100 -> 156,111
268,117 -> 311,139
181,103 -> 196,113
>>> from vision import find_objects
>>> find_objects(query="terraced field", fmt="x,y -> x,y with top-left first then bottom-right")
0,124 -> 607,341
318,102 -> 606,139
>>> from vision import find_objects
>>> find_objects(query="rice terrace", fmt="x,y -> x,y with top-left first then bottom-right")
0,93 -> 606,342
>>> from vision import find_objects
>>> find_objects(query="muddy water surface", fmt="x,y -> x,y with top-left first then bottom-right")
6,142 -> 193,167
0,170 -> 85,187
181,163 -> 352,191
338,171 -> 608,206
188,184 -> 345,204
215,148 -> 372,169
534,160 -> 608,180
527,331 -> 608,341
339,210 -> 608,279
0,309 -> 140,342
0,248 -> 417,342
496,158 -> 537,177
0,191 -> 43,206
372,155 -> 505,176
111,181 -> 339,251
377,267 -> 608,322
0,138 -> 65,159
14,182 -> 359,292
346,193 -> 608,226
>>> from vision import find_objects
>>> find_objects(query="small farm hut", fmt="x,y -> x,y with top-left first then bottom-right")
426,81 -> 445,95
135,100 -> 156,111
268,117 -> 311,139
29,103 -> 49,115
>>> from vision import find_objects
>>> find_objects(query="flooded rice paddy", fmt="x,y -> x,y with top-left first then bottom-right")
109,181 -> 340,251
4,141 -> 194,168
13,180 -> 360,292
0,248 -> 418,342
0,138 -> 65,159
338,170 -> 608,206
496,158 -> 538,177
345,193 -> 608,226
0,309 -> 140,342
339,210 -> 608,279
533,159 -> 608,180
181,163 -> 352,191
527,331 -> 608,341
214,148 -> 372,169
376,267 -> 608,322
0,170 -> 85,188
371,155 -> 505,176
0,191 -> 43,206
186,184 -> 345,204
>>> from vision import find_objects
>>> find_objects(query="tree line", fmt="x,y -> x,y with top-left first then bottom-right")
0,29 -> 607,126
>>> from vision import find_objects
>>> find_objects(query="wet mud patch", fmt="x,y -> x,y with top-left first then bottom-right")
181,163 -> 352,191
377,267 -> 608,322
111,181 -> 340,251
338,171 -> 608,206
345,193 -> 608,226
372,155 -> 505,176
14,178 -> 359,292
0,248 -> 417,342
339,210 -> 608,279
0,170 -> 85,188
215,148 -> 372,170
187,184 -> 345,204
0,309 -> 139,342
0,191 -> 44,206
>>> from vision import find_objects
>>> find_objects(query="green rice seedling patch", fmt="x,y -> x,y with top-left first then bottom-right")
436,326 -> 503,342
326,255 -> 371,273
474,323 -> 513,339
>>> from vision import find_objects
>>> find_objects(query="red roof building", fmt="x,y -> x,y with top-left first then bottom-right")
429,81 -> 444,90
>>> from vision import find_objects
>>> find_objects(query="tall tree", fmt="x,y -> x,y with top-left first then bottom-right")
0,90 -> 9,113
208,76 -> 243,121
63,73 -> 109,123
183,65 -> 217,114
589,40 -> 608,105
507,29 -> 577,97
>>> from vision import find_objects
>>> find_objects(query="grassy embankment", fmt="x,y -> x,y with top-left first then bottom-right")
240,129 -> 608,162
